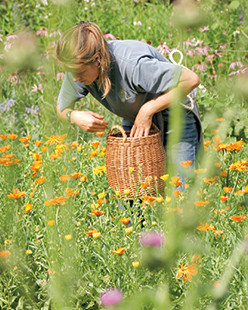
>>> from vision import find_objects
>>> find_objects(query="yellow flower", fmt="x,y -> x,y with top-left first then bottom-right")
91,203 -> 99,209
65,234 -> 72,240
160,174 -> 169,181
165,196 -> 172,203
115,190 -> 120,197
92,232 -> 101,239
25,249 -> 33,255
124,189 -> 130,195
132,261 -> 140,268
156,196 -> 163,203
152,221 -> 157,226
24,203 -> 32,213
98,192 -> 105,199
48,220 -> 55,226
125,227 -> 133,234
129,167 -> 134,173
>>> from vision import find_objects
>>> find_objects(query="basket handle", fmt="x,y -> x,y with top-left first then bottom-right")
108,125 -> 128,142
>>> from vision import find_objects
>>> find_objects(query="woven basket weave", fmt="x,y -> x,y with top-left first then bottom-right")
105,124 -> 166,199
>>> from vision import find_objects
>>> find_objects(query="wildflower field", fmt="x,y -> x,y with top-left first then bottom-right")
0,0 -> 248,309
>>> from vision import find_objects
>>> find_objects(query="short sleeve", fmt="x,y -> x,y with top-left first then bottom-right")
58,72 -> 89,111
132,57 -> 182,94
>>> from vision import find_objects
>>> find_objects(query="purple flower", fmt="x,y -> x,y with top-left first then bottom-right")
100,289 -> 123,307
140,231 -> 165,247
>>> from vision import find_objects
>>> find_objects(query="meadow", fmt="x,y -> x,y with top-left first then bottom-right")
0,0 -> 248,309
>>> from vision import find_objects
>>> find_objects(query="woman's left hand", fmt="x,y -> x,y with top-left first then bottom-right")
130,105 -> 153,137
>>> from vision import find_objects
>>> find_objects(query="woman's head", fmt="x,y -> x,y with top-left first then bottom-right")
56,22 -> 111,98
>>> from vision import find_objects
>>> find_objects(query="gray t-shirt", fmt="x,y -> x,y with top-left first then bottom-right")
58,40 -> 202,141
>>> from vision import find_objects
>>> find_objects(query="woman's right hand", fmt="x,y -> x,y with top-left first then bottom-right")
70,110 -> 108,132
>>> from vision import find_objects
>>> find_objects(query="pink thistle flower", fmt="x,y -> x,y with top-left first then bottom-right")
56,72 -> 65,81
100,289 -> 123,307
140,231 -> 165,247
200,26 -> 209,32
36,28 -> 49,37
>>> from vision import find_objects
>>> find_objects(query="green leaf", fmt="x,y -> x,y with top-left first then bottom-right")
211,22 -> 219,30
229,1 -> 240,10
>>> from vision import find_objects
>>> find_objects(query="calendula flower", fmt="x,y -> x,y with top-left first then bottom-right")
8,133 -> 18,140
170,176 -> 183,187
128,167 -> 134,173
100,289 -> 123,307
19,136 -> 31,144
132,261 -> 140,267
165,196 -> 171,203
60,174 -> 70,182
48,220 -> 55,226
0,250 -> 11,258
91,210 -> 105,216
160,174 -> 169,181
220,196 -> 228,202
30,160 -> 42,172
93,165 -> 106,175
120,218 -> 130,225
173,190 -> 182,197
176,262 -> 198,283
112,247 -> 126,255
35,176 -> 46,184
85,230 -> 99,236
223,186 -> 232,192
24,203 -> 32,213
90,141 -> 100,148
197,222 -> 215,231
229,215 -> 246,222
203,176 -> 219,184
180,160 -> 192,168
93,232 -> 101,239
65,234 -> 72,240
25,249 -> 33,255
123,189 -> 130,195
125,227 -> 133,234
220,171 -> 227,177
34,140 -> 42,147
70,172 -> 82,179
96,131 -> 105,137
229,160 -> 248,172
194,168 -> 207,174
80,175 -> 87,182
45,134 -> 67,145
45,196 -> 67,206
98,192 -> 105,199
194,200 -> 209,207
8,189 -> 26,199
156,196 -> 163,203
0,145 -> 11,153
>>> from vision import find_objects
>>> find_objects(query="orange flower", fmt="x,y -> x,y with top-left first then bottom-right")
91,210 -> 105,216
34,140 -> 42,147
0,250 -> 11,258
180,160 -> 192,168
24,203 -> 33,213
85,230 -> 99,236
0,135 -> 8,140
220,171 -> 227,177
19,136 -> 31,143
35,176 -> 46,184
234,190 -> 243,195
70,172 -> 82,179
220,196 -> 228,202
120,218 -> 130,225
170,176 -> 183,187
244,184 -> 248,193
141,181 -> 149,189
80,175 -> 87,182
223,186 -> 232,193
173,190 -> 182,197
194,168 -> 207,174
112,247 -> 126,255
213,230 -> 224,239
45,196 -> 67,206
30,160 -> 42,171
197,222 -> 215,231
203,176 -> 219,184
90,141 -> 100,148
8,189 -> 26,199
194,200 -> 209,207
60,174 -> 70,182
229,215 -> 246,222
41,146 -> 48,152
8,133 -> 18,140
176,262 -> 198,283
96,132 -> 105,137
216,117 -> 225,122
0,145 -> 11,153
45,134 -> 67,145
229,160 -> 248,172
65,188 -> 79,197
32,152 -> 42,160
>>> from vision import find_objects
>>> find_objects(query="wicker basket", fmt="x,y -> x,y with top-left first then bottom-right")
105,124 -> 166,199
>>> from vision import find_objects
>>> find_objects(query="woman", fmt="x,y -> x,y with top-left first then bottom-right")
56,21 -> 202,177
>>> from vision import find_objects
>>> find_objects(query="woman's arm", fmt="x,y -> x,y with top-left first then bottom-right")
56,101 -> 108,132
130,67 -> 200,137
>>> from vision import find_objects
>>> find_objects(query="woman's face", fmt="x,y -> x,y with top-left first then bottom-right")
73,60 -> 99,85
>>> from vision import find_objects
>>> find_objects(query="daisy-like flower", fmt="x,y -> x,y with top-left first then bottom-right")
8,189 -> 26,199
176,262 -> 198,283
112,247 -> 126,255
229,215 -> 246,222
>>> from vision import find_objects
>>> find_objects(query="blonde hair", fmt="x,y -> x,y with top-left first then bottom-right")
56,22 -> 111,98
